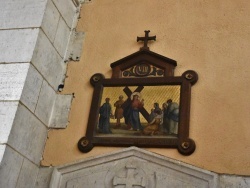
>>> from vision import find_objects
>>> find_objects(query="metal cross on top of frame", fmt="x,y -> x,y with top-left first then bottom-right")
137,30 -> 156,50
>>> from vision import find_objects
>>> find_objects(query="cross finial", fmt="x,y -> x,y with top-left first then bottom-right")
137,30 -> 156,50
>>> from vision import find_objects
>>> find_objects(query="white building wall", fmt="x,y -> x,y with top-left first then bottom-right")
0,1 -> 83,187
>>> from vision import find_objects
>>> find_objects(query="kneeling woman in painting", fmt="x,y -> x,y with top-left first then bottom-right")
143,109 -> 162,136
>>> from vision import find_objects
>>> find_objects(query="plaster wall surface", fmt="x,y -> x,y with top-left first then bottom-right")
43,0 -> 250,175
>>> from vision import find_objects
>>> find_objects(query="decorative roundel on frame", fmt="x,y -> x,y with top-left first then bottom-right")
135,63 -> 151,76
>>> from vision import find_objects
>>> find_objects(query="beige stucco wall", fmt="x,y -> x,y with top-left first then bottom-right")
42,0 -> 250,175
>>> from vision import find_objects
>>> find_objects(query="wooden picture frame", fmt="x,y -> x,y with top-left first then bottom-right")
78,50 -> 198,155
78,47 -> 198,155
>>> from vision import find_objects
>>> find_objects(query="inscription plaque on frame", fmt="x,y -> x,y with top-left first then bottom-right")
78,31 -> 198,155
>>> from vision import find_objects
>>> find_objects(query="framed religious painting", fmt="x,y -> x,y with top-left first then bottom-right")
78,31 -> 198,155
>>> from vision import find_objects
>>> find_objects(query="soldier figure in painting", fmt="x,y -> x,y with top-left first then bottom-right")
114,95 -> 125,128
162,103 -> 169,133
98,98 -> 113,134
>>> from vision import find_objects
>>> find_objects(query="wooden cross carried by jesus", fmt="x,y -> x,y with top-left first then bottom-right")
122,86 -> 150,123
137,30 -> 156,50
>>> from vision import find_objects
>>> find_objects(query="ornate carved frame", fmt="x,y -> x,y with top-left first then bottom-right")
78,48 -> 198,155
78,30 -> 198,156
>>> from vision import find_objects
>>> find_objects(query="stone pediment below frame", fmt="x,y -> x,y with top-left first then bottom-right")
50,147 -> 218,188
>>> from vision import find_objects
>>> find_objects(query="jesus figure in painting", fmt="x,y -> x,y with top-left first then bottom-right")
123,92 -> 144,131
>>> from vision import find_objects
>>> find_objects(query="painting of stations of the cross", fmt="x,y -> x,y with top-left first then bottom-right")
97,85 -> 180,138
78,31 -> 198,155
